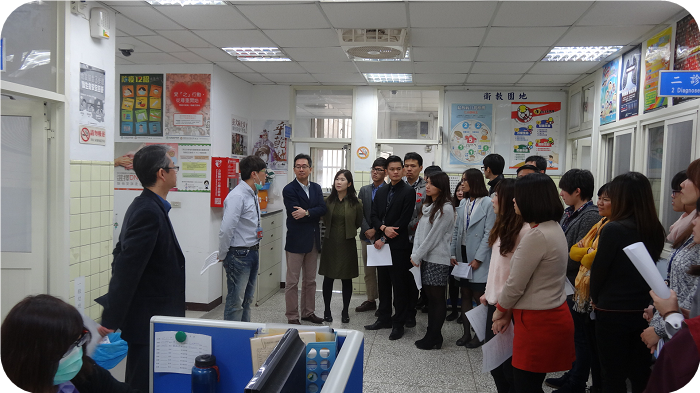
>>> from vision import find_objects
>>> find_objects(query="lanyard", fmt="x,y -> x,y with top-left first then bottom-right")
253,190 -> 261,227
666,237 -> 693,283
465,198 -> 478,230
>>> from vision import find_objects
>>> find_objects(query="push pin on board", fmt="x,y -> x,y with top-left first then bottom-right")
175,331 -> 187,343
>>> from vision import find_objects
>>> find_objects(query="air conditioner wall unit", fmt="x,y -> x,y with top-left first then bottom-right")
338,28 -> 408,60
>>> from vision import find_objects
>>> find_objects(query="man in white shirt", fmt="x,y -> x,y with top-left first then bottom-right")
218,155 -> 268,321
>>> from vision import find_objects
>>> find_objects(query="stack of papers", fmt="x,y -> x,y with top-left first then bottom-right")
451,262 -> 473,279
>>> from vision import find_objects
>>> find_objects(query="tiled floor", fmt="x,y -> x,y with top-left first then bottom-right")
200,274 -> 565,392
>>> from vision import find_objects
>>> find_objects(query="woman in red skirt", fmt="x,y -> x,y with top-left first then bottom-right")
492,173 -> 575,393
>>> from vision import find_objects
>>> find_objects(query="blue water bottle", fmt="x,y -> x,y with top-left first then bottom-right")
191,354 -> 219,393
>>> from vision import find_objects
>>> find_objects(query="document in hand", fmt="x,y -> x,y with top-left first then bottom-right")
410,266 -> 421,290
623,242 -> 671,299
200,251 -> 220,275
465,304 -> 488,342
451,262 -> 473,279
366,244 -> 392,266
481,321 -> 514,373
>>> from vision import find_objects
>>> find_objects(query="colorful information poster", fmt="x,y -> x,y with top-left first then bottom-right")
509,102 -> 561,170
252,120 -> 288,170
644,27 -> 672,113
673,15 -> 700,105
600,58 -> 620,125
120,74 -> 163,137
178,144 -> 211,192
449,104 -> 493,165
165,74 -> 211,139
231,115 -> 249,157
619,45 -> 641,120
79,63 -> 106,145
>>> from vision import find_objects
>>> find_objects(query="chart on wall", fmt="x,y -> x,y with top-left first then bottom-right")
644,27 -> 672,113
600,58 -> 620,125
252,120 -> 288,170
119,74 -> 163,137
619,45 -> 641,120
509,102 -> 561,170
79,63 -> 106,145
231,115 -> 249,157
449,104 -> 493,165
673,15 -> 700,106
165,74 -> 210,140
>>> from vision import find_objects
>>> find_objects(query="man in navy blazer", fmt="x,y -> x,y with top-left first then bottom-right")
96,145 -> 185,393
283,154 -> 327,324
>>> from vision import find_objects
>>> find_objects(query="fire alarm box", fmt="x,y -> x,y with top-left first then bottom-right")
211,157 -> 239,207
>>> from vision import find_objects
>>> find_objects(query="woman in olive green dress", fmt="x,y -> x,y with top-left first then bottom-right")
320,169 -> 363,323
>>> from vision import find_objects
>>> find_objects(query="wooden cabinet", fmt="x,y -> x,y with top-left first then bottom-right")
255,211 -> 282,305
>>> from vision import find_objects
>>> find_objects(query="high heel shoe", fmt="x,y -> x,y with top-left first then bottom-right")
341,311 -> 350,323
456,333 -> 472,346
323,311 -> 333,322
415,333 -> 443,350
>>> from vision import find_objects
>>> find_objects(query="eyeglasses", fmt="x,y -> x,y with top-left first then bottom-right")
371,168 -> 385,173
294,165 -> 310,170
64,328 -> 91,358
481,166 -> 486,171
671,190 -> 682,197
163,166 -> 179,172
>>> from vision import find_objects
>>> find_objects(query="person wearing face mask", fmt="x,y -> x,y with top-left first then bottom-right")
218,155 -> 268,322
1,294 -> 138,393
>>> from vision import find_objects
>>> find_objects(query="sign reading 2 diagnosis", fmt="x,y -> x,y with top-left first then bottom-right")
120,74 -> 163,137
449,103 -> 493,165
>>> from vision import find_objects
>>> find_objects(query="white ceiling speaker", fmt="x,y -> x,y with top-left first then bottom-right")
338,28 -> 408,60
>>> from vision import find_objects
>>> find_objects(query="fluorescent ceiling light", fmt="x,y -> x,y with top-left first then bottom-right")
542,46 -> 623,62
146,0 -> 225,5
355,49 -> 410,62
222,47 -> 291,62
363,73 -> 413,83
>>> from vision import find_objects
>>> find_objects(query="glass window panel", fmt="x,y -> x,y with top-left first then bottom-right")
661,120 -> 693,230
311,148 -> 347,191
295,90 -> 353,138
647,125 -> 664,217
377,90 -> 439,140
569,91 -> 581,129
614,133 -> 632,177
583,84 -> 595,124
1,115 -> 32,252
605,136 -> 614,183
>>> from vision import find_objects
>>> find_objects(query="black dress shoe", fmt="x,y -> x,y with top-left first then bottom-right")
355,301 -> 377,312
288,319 -> 301,325
545,373 -> 570,389
389,326 -> 404,340
341,311 -> 350,323
323,311 -> 333,323
464,336 -> 484,349
415,333 -> 443,350
301,313 -> 324,324
455,315 -> 463,324
405,317 -> 416,328
364,320 -> 392,330
456,334 -> 472,346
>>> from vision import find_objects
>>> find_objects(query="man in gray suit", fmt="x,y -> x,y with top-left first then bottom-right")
355,157 -> 388,313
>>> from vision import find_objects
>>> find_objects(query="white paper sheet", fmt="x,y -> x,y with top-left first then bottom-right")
481,321 -> 514,373
410,265 -> 422,290
200,251 -> 220,275
465,304 -> 488,342
565,278 -> 575,296
451,262 -> 473,279
623,242 -> 671,298
154,331 -> 212,374
367,244 -> 392,266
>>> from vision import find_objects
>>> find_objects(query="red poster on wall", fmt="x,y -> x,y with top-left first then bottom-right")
210,157 -> 239,207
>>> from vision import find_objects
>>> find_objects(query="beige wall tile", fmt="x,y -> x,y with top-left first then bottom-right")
70,165 -> 81,182
92,259 -> 101,275
80,214 -> 90,229
100,286 -> 108,296
70,198 -> 81,215
91,212 -> 101,229
109,196 -> 114,210
100,256 -> 109,272
80,261 -> 90,276
70,214 -> 80,232
70,281 -> 75,297
80,229 -> 91,246
70,264 -> 80,280
100,241 -> 110,257
101,196 -> 110,211
91,196 -> 101,213
70,181 -> 81,198
80,245 -> 90,262
100,271 -> 108,287
80,165 -> 92,181
101,166 -> 110,181
91,166 -> 101,181
91,228 -> 101,245
109,168 -> 114,181
70,231 -> 81,248
101,181 -> 110,196
91,182 -> 101,198
70,247 -> 80,265
90,243 -> 100,260
81,181 -> 91,197
101,211 -> 110,227
80,198 -> 91,214
84,275 -> 91,292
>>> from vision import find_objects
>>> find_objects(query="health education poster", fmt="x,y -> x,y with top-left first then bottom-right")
510,102 -> 561,170
231,115 -> 249,157
619,45 -> 642,120
120,74 -> 163,137
114,142 -> 211,192
644,26 -> 672,113
600,58 -> 620,125
252,120 -> 288,170
673,15 -> 700,105
449,103 -> 493,165
165,73 -> 211,139
79,63 -> 106,145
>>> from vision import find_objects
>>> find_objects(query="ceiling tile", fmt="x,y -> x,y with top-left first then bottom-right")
115,14 -> 156,36
477,46 -> 550,62
241,62 -> 308,74
529,61 -> 600,75
113,6 -> 182,30
155,30 -> 211,48
117,29 -> 130,37
188,47 -> 237,62
411,47 -> 478,62
116,57 -> 135,65
263,29 -> 339,48
233,73 -> 273,84
170,51 -> 209,64
284,47 -> 350,62
193,30 -> 275,48
557,25 -> 657,46
467,74 -> 524,84
410,28 -> 486,47
414,74 -> 467,85
409,2 -> 498,28
414,62 -> 470,74
298,62 -> 357,74
577,1 -> 685,26
236,4 -> 330,29
313,73 -> 366,84
471,62 -> 535,74
483,27 -> 568,47
137,36 -> 186,52
116,36 -> 161,53
519,74 -> 580,84
215,62 -> 255,73
261,74 -> 319,84
355,62 -> 413,74
154,5 -> 253,30
119,52 -> 185,65
492,1 -> 593,27
320,3 -> 408,29
102,1 -> 149,6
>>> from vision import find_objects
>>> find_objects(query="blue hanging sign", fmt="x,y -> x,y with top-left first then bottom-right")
0,38 -> 5,72
658,70 -> 700,97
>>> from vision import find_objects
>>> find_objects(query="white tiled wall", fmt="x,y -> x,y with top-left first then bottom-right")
68,160 -> 114,321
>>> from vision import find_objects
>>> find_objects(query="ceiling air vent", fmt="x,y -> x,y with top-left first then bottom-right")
339,28 -> 408,60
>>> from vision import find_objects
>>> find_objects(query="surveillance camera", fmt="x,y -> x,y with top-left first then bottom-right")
119,44 -> 135,57
391,90 -> 397,94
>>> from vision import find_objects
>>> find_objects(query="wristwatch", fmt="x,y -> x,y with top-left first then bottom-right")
305,210 -> 309,217
380,236 -> 387,243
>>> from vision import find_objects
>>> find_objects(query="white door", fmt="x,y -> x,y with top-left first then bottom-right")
1,99 -> 48,319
